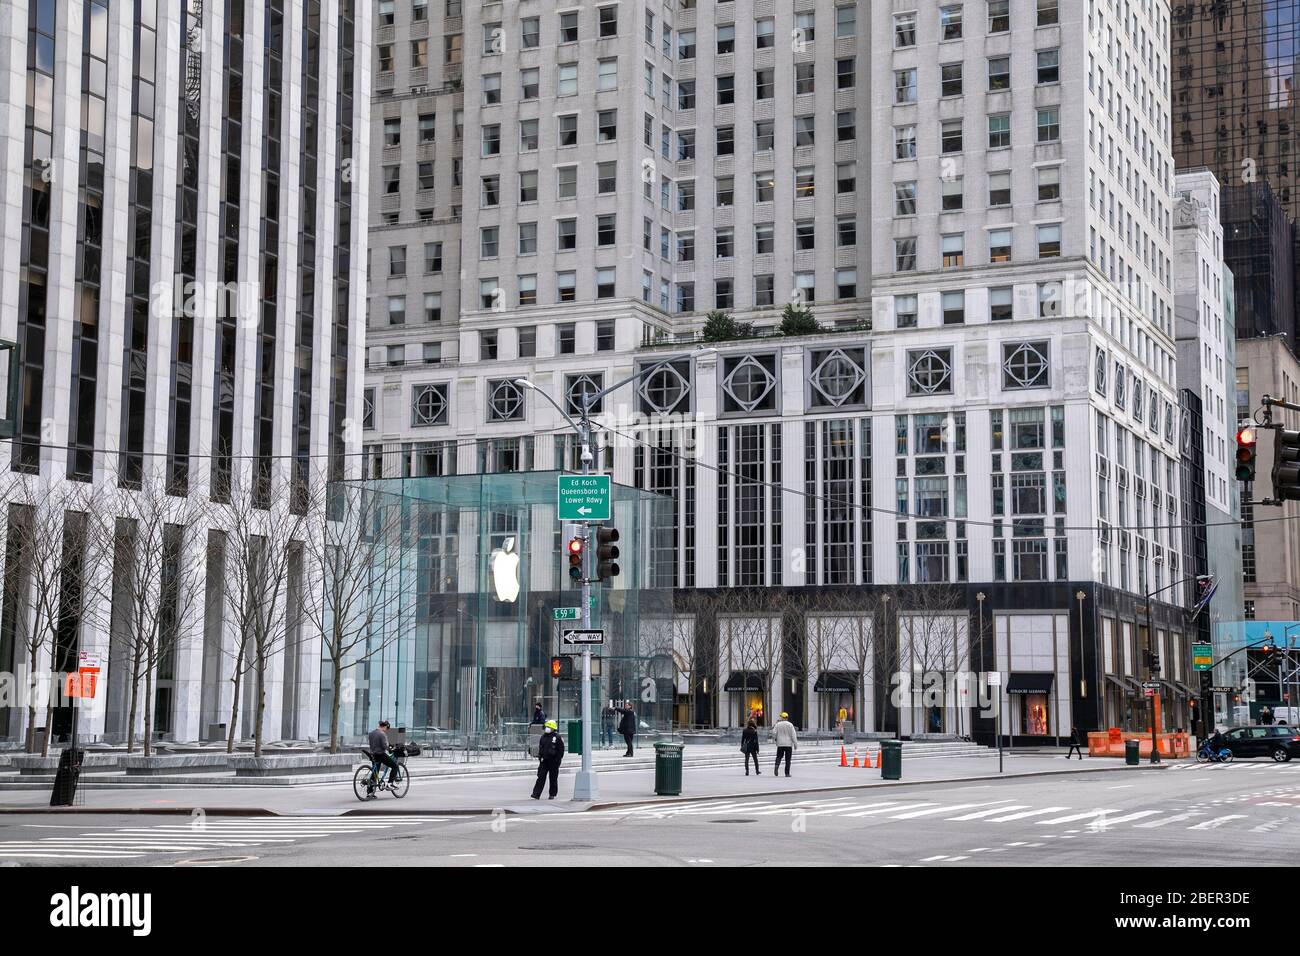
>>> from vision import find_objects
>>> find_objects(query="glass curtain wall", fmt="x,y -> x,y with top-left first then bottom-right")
320,472 -> 673,744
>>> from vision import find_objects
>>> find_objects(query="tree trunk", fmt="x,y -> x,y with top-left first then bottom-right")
329,657 -> 342,754
40,688 -> 53,758
226,644 -> 246,754
254,651 -> 266,757
126,653 -> 142,754
143,643 -> 155,759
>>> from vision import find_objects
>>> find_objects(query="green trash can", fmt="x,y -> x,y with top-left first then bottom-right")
567,719 -> 583,756
880,739 -> 902,780
1124,739 -> 1140,766
654,741 -> 684,796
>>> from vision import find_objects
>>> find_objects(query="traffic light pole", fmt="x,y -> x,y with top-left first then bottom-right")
573,412 -> 597,802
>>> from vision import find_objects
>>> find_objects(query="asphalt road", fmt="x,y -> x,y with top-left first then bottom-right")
3,760 -> 1299,867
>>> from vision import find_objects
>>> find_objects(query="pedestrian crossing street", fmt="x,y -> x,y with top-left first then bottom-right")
592,787 -> 1300,835
0,815 -> 446,860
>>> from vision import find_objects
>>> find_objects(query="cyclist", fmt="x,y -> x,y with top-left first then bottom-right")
368,720 -> 402,790
1207,727 -> 1226,759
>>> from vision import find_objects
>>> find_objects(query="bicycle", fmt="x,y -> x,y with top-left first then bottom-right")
1195,741 -> 1233,764
353,746 -> 413,801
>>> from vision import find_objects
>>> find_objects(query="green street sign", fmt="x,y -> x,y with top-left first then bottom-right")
553,607 -> 580,621
1192,643 -> 1214,671
557,474 -> 611,522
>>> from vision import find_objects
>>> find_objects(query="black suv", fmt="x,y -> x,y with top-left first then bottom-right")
1220,725 -> 1300,762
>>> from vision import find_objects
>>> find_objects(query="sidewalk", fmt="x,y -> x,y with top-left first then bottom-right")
0,753 -> 1163,816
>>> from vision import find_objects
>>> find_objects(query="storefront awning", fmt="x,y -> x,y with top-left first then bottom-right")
1158,680 -> 1180,697
723,671 -> 768,692
813,671 -> 857,693
1174,681 -> 1197,698
1104,674 -> 1133,694
1006,672 -> 1054,695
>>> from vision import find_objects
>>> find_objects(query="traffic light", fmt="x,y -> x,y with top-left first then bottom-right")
550,655 -> 574,680
1271,427 -> 1300,500
595,526 -> 620,580
1236,425 -> 1258,482
567,536 -> 584,585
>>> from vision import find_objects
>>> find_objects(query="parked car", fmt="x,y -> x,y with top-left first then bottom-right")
1220,725 -> 1300,762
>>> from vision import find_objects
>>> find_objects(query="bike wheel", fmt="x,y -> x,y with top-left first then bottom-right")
390,762 -> 410,799
1220,749 -> 1234,764
353,765 -> 375,801
1196,750 -> 1210,764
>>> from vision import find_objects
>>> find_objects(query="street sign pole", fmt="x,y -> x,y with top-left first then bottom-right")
573,413 -> 598,802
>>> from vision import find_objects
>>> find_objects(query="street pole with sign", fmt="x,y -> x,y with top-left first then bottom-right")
988,670 -> 1003,773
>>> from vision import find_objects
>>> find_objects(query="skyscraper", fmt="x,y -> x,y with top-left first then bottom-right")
1171,0 -> 1300,219
0,0 -> 371,746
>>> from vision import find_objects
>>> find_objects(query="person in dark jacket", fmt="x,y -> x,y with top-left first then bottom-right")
600,705 -> 616,748
367,720 -> 401,792
1066,726 -> 1084,760
1260,706 -> 1274,725
531,719 -> 565,799
741,719 -> 761,775
530,704 -> 546,725
617,703 -> 637,756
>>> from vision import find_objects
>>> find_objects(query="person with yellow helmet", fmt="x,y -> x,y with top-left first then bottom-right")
531,719 -> 566,800
772,712 -> 798,777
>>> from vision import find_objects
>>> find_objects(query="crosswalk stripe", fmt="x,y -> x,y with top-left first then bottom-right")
750,799 -> 856,816
843,802 -> 935,818
946,805 -> 1029,821
1188,815 -> 1249,830
888,801 -> 1012,820
1035,809 -> 1118,825
1134,812 -> 1201,828
1094,810 -> 1165,825
985,806 -> 1071,822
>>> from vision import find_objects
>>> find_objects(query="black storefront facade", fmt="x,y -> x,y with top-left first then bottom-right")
671,581 -> 1195,744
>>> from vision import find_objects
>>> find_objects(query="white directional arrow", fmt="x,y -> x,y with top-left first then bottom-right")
577,506 -> 592,515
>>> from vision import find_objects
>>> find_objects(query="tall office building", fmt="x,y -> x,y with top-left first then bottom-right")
1171,0 -> 1300,221
362,1 -> 1199,740
0,0 -> 371,746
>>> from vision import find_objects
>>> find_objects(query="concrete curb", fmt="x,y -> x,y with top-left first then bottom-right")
0,806 -> 281,817
0,761 -> 1165,816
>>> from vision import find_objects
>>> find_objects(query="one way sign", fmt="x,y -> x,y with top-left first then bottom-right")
561,629 -> 605,647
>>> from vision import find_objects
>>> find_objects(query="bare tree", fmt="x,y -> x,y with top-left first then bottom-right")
106,463 -> 209,755
0,475 -> 115,755
805,606 -> 856,731
668,616 -> 702,728
216,466 -> 313,756
897,585 -> 972,736
715,588 -> 787,725
303,477 -> 411,753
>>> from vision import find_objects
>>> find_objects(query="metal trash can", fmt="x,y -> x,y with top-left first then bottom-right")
1124,739 -> 1140,766
654,741 -> 684,795
880,739 -> 902,780
567,719 -> 583,756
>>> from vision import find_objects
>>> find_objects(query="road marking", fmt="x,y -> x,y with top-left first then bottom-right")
843,802 -> 936,818
1188,815 -> 1249,830
749,799 -> 856,816
888,801 -> 1012,820
1093,810 -> 1165,825
1035,809 -> 1118,825
1132,811 -> 1202,828
946,805 -> 1029,821
920,854 -> 950,862
985,807 -> 1071,823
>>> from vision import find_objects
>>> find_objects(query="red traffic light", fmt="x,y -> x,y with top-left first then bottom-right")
567,537 -> 584,556
1237,426 -> 1257,446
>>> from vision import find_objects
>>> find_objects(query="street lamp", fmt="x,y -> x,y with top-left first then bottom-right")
1142,559 -> 1204,765
1076,590 -> 1087,699
514,347 -> 716,801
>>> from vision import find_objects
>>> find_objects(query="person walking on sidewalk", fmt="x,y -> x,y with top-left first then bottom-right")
617,702 -> 637,757
1066,725 -> 1084,760
741,719 -> 761,776
531,719 -> 565,800
773,712 -> 797,777
601,704 -> 616,748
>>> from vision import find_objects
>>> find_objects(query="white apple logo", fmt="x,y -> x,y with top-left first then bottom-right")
490,536 -> 521,603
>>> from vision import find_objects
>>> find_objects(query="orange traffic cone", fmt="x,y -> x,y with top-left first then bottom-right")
852,749 -> 860,768
839,746 -> 848,767
865,750 -> 875,769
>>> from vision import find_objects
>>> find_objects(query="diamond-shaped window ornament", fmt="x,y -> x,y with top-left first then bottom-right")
412,384 -> 448,426
908,349 -> 953,395
723,355 -> 776,412
488,380 -> 524,421
811,349 -> 865,407
639,362 -> 691,415
566,374 -> 603,416
1002,341 -> 1049,390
